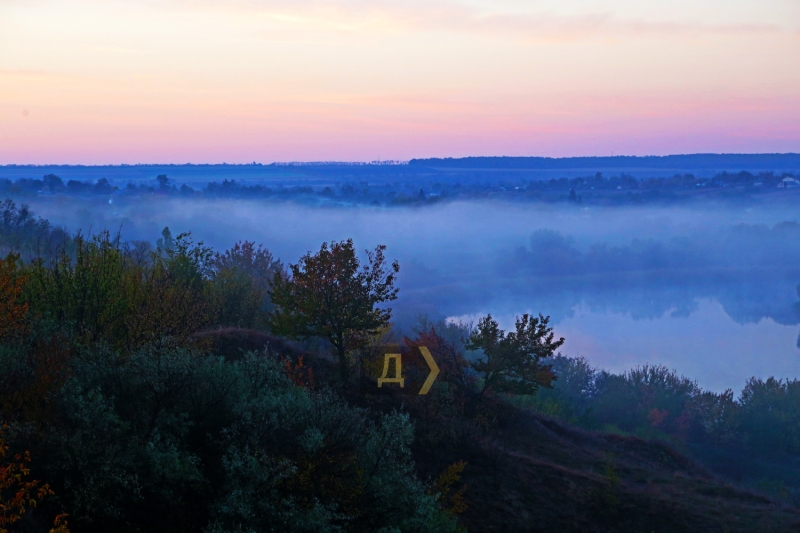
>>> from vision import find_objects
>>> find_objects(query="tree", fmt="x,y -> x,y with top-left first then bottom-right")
592,365 -> 699,436
24,232 -> 131,348
465,313 -> 564,396
126,232 -> 214,350
94,178 -> 114,194
0,424 -> 69,533
0,200 -> 70,262
738,377 -> 800,455
42,174 -> 64,191
269,239 -> 399,382
209,241 -> 283,329
0,254 -> 27,341
405,326 -> 473,392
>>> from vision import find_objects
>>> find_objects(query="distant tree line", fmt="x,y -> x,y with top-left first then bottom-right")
1,169 -> 797,208
518,355 -> 800,499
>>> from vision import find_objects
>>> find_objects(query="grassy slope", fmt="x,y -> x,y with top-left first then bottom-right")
433,412 -> 800,532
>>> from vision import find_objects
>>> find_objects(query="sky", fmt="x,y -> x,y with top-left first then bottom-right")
1,0 -> 799,164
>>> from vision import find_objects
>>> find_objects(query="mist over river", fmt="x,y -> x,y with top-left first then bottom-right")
19,195 -> 800,392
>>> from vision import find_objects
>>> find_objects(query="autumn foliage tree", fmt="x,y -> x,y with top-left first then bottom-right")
269,239 -> 399,382
402,327 -> 475,436
0,425 -> 68,533
405,327 -> 473,392
432,461 -> 468,517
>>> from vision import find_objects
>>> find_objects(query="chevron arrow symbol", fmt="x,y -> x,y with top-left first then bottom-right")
418,346 -> 440,395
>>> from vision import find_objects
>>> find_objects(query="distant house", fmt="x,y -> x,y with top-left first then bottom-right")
780,177 -> 800,188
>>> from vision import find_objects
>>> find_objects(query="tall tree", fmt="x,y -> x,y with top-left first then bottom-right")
269,239 -> 399,382
466,313 -> 564,396
209,241 -> 283,329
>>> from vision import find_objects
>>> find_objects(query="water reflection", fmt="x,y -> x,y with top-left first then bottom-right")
555,300 -> 800,393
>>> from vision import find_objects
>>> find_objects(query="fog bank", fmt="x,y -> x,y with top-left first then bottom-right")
13,194 -> 800,391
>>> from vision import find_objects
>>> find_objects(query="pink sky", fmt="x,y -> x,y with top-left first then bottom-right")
1,0 -> 799,164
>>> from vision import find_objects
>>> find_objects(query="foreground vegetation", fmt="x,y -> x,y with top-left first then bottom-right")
1,200 -> 799,532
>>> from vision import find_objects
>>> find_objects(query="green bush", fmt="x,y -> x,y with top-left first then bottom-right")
15,346 -> 458,533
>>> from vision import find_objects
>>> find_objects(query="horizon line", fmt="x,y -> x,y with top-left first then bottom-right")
2,152 -> 800,168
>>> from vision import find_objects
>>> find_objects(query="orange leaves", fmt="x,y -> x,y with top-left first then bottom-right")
281,356 -> 315,389
432,461 -> 468,516
405,327 -> 472,390
647,408 -> 669,428
534,365 -> 557,390
0,255 -> 28,342
0,424 -> 68,533
49,514 -> 70,533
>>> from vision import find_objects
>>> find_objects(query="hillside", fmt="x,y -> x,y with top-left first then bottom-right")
207,331 -> 800,533
452,412 -> 799,532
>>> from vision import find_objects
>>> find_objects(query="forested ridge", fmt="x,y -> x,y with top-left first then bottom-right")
2,168 -> 800,208
1,199 -> 800,532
